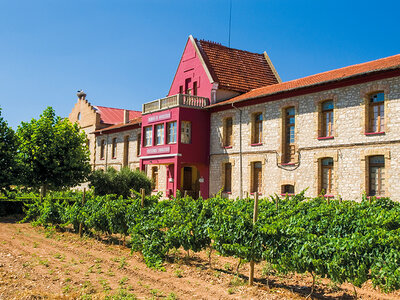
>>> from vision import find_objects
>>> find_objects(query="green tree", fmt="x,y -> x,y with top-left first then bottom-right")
16,107 -> 90,194
0,108 -> 18,191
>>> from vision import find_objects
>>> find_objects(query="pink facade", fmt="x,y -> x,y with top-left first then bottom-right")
140,107 -> 210,198
168,38 -> 214,99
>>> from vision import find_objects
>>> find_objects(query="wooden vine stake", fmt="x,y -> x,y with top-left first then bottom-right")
79,188 -> 86,237
249,192 -> 259,286
140,188 -> 145,208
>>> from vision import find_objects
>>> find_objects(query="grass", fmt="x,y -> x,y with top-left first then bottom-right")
119,276 -> 129,286
174,268 -> 183,278
38,258 -> 49,267
166,292 -> 178,300
230,276 -> 245,287
99,278 -> 111,291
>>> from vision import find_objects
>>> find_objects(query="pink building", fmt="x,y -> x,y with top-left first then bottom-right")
139,36 -> 280,198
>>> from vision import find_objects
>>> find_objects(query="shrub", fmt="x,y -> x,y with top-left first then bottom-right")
88,167 -> 152,197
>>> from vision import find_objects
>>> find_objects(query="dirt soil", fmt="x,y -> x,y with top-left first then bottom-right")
1,216 -> 399,300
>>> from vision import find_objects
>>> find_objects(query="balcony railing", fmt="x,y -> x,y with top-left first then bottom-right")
142,94 -> 210,114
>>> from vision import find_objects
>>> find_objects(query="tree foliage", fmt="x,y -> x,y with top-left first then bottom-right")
16,107 -> 90,191
0,108 -> 19,191
89,167 -> 152,197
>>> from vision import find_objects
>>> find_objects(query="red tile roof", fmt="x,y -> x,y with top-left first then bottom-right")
93,106 -> 141,125
93,117 -> 142,134
210,54 -> 400,107
196,39 -> 280,93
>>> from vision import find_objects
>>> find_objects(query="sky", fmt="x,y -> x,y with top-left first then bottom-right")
0,0 -> 399,129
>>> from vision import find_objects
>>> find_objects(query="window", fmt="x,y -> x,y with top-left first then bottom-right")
193,81 -> 198,96
251,162 -> 262,193
283,107 -> 296,163
368,92 -> 385,133
320,158 -> 334,195
123,136 -> 129,167
369,155 -> 385,196
111,138 -> 117,159
224,163 -> 232,192
137,133 -> 141,156
181,121 -> 191,144
77,112 -> 81,121
185,78 -> 191,94
100,140 -> 105,160
224,117 -> 233,147
281,184 -> 294,195
152,167 -> 159,191
167,122 -> 177,144
144,126 -> 152,147
252,113 -> 263,144
321,100 -> 334,137
179,85 -> 183,94
156,124 -> 164,145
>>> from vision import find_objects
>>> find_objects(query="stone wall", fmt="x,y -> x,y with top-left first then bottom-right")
209,76 -> 400,201
94,128 -> 141,171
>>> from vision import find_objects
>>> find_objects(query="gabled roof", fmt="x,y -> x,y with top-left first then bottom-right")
93,106 -> 141,125
93,117 -> 142,134
209,53 -> 400,108
195,39 -> 280,93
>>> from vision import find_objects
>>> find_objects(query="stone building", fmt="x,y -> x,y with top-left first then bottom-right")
69,36 -> 400,201
208,55 -> 400,201
93,117 -> 142,171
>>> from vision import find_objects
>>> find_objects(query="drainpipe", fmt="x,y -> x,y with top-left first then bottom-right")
232,103 -> 243,199
105,133 -> 109,169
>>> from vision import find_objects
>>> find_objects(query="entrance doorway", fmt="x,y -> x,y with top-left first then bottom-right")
181,166 -> 199,198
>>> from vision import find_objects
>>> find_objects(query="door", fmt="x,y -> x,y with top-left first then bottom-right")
183,167 -> 192,191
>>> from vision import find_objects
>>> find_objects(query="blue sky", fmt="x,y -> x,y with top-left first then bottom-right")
1,0 -> 399,128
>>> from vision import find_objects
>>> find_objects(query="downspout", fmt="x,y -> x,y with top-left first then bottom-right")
231,103 -> 243,199
105,133 -> 109,169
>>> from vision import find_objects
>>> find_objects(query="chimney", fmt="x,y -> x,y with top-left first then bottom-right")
77,90 -> 86,100
123,109 -> 129,124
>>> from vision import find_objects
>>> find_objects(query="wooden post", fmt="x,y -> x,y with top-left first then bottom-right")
141,188 -> 145,208
249,192 -> 259,286
184,190 -> 188,198
245,191 -> 249,199
79,188 -> 86,237
198,190 -> 201,199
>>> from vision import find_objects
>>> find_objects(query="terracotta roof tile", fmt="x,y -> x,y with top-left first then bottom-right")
197,40 -> 279,93
93,106 -> 141,125
210,53 -> 400,107
93,117 -> 142,134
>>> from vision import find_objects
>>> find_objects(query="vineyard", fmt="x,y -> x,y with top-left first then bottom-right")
15,190 -> 400,297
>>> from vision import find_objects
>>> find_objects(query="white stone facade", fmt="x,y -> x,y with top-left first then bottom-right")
94,128 -> 141,171
209,77 -> 400,201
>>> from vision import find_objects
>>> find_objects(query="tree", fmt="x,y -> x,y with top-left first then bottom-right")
0,108 -> 18,191
17,107 -> 90,194
89,167 -> 152,197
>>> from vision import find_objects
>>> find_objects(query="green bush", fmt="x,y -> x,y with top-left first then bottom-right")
88,167 -> 152,198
